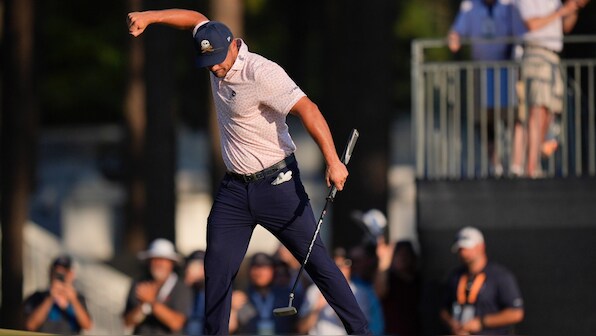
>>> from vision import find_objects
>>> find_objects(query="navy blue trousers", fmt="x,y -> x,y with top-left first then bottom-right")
203,159 -> 370,335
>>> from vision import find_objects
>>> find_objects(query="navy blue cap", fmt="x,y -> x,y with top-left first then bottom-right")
250,252 -> 275,267
186,250 -> 206,263
52,255 -> 72,269
194,21 -> 233,68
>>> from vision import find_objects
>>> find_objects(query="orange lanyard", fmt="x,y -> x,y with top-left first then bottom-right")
457,272 -> 486,305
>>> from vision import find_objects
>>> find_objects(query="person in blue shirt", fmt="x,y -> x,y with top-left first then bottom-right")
184,250 -> 206,336
348,244 -> 385,335
448,0 -> 526,176
229,252 -> 303,335
23,255 -> 93,334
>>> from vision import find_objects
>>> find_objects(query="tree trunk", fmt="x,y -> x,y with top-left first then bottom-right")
0,0 -> 38,328
123,0 -> 148,256
208,0 -> 244,191
324,1 -> 395,249
143,0 -> 178,243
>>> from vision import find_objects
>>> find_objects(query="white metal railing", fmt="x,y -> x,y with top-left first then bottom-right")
412,36 -> 596,179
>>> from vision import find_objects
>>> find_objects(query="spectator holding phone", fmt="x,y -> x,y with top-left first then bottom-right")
23,255 -> 93,334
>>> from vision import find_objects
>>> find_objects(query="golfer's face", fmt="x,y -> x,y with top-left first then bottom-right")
208,42 -> 236,78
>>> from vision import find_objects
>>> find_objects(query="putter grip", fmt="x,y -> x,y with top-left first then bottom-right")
329,129 -> 359,199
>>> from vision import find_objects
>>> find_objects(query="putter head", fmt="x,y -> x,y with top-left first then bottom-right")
272,306 -> 298,316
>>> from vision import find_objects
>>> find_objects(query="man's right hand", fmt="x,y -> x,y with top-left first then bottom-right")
559,0 -> 586,17
231,290 -> 247,311
127,12 -> 151,37
572,0 -> 590,8
443,317 -> 467,335
314,293 -> 328,312
448,31 -> 461,53
376,237 -> 394,272
325,160 -> 348,191
136,281 -> 159,303
50,281 -> 69,309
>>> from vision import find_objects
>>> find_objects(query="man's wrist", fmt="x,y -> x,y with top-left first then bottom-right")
479,315 -> 486,329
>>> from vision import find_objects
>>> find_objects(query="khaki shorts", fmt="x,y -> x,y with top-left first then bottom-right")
519,46 -> 564,121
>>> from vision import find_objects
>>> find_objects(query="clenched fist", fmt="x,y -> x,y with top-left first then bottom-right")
127,12 -> 151,37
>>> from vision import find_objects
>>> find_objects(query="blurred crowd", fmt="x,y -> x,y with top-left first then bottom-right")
22,210 -> 525,336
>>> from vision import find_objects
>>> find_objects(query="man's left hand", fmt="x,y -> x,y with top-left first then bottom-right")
136,281 -> 159,303
326,161 -> 348,191
462,317 -> 483,333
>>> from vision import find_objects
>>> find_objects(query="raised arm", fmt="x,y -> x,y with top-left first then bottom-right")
24,295 -> 54,331
522,0 -> 587,32
561,0 -> 590,33
127,9 -> 208,37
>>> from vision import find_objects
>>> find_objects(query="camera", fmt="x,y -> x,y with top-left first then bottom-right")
54,272 -> 66,282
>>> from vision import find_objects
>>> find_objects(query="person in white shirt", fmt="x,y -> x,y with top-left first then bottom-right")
298,249 -> 377,335
126,9 -> 370,335
511,0 -> 590,177
123,239 -> 192,335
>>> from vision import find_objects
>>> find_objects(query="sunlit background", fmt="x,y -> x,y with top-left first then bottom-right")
2,0 -> 596,334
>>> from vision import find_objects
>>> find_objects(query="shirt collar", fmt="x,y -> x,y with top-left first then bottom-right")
214,39 -> 248,83
224,39 -> 247,80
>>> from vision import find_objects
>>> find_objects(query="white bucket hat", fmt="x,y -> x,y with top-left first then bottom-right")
138,238 -> 181,263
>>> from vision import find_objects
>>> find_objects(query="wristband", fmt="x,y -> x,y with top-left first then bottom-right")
141,302 -> 153,315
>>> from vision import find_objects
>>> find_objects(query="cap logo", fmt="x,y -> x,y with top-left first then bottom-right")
200,39 -> 214,54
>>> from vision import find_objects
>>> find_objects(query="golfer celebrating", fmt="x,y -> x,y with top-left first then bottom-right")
127,9 -> 370,335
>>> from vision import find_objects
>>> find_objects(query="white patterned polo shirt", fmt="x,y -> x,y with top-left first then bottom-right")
208,39 -> 306,174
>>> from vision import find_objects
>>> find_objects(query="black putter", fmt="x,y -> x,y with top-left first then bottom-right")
272,129 -> 359,317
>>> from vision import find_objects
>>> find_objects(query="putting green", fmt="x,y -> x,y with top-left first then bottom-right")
0,329 -> 55,335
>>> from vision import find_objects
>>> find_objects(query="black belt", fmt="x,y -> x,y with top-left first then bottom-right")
227,153 -> 295,183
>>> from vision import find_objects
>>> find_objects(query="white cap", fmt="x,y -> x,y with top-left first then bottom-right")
451,227 -> 484,253
361,209 -> 387,237
138,238 -> 181,263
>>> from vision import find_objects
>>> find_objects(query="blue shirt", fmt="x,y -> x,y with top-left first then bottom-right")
23,290 -> 89,334
185,289 -> 206,336
451,0 -> 526,60
352,277 -> 385,336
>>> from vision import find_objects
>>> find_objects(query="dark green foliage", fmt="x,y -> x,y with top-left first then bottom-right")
38,0 -> 128,125
36,0 -> 596,124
